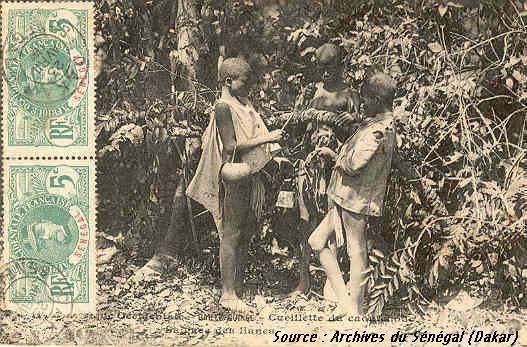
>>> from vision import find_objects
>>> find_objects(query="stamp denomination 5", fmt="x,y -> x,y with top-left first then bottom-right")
2,159 -> 96,313
1,2 -> 95,157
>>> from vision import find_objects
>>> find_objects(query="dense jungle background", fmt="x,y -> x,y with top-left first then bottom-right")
96,0 -> 527,311
2,0 -> 527,344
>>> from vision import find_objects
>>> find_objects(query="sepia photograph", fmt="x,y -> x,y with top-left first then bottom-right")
1,0 -> 527,345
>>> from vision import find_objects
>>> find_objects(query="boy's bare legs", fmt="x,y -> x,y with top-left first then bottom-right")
323,241 -> 338,302
220,179 -> 252,312
342,210 -> 368,315
235,212 -> 257,296
297,235 -> 312,293
290,220 -> 314,295
308,212 -> 349,314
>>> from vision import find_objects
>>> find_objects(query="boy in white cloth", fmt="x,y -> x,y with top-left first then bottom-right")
187,58 -> 283,312
308,72 -> 397,316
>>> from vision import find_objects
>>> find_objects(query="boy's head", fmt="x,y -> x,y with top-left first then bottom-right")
219,57 -> 254,98
361,72 -> 396,116
315,43 -> 343,83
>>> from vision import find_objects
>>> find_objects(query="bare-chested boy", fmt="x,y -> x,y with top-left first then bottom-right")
310,43 -> 360,116
308,72 -> 397,316
187,58 -> 283,312
290,43 -> 361,296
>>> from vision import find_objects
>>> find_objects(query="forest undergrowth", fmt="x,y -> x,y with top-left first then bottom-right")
95,0 -> 527,317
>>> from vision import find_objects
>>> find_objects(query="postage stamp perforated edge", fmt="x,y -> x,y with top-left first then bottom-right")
1,1 -> 95,158
2,158 -> 96,313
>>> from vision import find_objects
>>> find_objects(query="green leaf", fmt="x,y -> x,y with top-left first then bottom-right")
428,42 -> 443,53
393,275 -> 400,289
417,303 -> 426,315
447,1 -> 464,7
411,285 -> 422,295
300,47 -> 316,56
372,249 -> 385,258
386,266 -> 397,273
361,266 -> 374,275
444,152 -> 463,166
385,282 -> 392,296
360,276 -> 371,287
407,303 -> 417,316
512,70 -> 527,83
438,4 -> 448,17
410,190 -> 422,205
392,254 -> 401,266
428,261 -> 439,287
458,177 -> 472,189
370,290 -> 383,298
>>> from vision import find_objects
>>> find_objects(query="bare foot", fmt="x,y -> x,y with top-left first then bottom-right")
333,305 -> 360,320
333,305 -> 360,319
134,254 -> 176,281
331,307 -> 347,320
219,296 -> 253,313
323,279 -> 337,302
325,279 -> 353,303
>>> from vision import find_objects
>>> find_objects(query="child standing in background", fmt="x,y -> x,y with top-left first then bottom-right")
310,43 -> 361,116
289,42 -> 362,297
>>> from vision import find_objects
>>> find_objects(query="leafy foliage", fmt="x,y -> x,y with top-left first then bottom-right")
95,0 -> 527,315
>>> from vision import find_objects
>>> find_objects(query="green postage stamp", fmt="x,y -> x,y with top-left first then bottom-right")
1,2 -> 95,157
2,160 -> 96,313
1,2 -> 96,314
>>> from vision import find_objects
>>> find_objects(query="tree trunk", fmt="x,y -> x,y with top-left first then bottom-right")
170,0 -> 201,92
164,0 -> 202,256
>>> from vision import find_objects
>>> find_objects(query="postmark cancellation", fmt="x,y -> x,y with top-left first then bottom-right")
2,159 -> 96,313
1,2 -> 95,157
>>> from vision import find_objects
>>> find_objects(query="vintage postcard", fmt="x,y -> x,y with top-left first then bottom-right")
1,0 -> 527,346
1,2 -> 95,157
